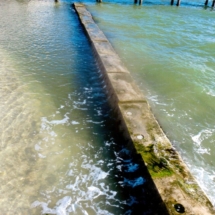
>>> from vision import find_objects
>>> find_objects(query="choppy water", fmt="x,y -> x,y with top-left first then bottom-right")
86,0 -> 215,205
0,0 -> 169,214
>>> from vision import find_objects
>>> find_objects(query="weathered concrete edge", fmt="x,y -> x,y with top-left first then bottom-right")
73,3 -> 215,215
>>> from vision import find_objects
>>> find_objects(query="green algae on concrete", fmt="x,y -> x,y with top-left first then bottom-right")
73,3 -> 215,215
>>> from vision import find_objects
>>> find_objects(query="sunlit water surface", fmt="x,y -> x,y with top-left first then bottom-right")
86,0 -> 215,205
0,0 -> 170,214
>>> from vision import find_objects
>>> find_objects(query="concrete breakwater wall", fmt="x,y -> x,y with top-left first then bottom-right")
73,3 -> 215,214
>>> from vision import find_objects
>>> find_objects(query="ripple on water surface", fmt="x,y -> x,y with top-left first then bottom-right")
0,1 -> 169,214
0,51 -> 167,215
86,1 -> 215,205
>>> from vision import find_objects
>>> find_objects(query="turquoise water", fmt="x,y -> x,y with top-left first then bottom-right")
0,0 -> 169,214
86,0 -> 215,205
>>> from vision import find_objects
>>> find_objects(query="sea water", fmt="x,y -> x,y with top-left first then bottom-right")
86,0 -> 215,205
0,0 -> 169,214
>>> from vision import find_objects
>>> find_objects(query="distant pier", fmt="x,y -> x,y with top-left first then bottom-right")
170,0 -> 215,6
96,0 -> 215,7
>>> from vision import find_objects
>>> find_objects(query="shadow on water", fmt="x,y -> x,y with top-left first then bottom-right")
100,107 -> 170,214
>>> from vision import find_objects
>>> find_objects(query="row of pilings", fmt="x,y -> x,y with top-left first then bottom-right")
134,0 -> 215,6
95,0 -> 215,7
205,0 -> 215,7
135,0 -> 215,6
54,0 -> 215,6
54,0 -> 215,7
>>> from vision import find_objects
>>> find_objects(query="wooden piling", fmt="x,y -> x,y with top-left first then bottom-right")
134,0 -> 138,4
205,0 -> 209,6
170,0 -> 174,5
139,0 -> 143,5
176,0 -> 181,6
212,0 -> 215,7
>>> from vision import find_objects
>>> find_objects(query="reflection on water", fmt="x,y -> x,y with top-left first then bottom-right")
86,0 -> 215,205
0,0 -> 168,214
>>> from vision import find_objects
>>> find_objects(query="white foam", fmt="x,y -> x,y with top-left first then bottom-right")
72,104 -> 88,110
55,196 -> 72,215
31,201 -> 55,214
71,120 -> 79,125
34,144 -> 41,151
148,94 -> 167,106
192,129 -> 214,147
50,131 -> 57,137
48,114 -> 69,126
104,141 -> 115,147
38,153 -> 46,158
192,131 -> 202,146
67,169 -> 74,176
86,120 -> 104,124
32,196 -> 72,215
206,89 -> 215,97
81,163 -> 109,182
73,99 -> 86,105
190,166 -> 215,206
66,176 -> 80,190
95,208 -> 114,215
195,147 -> 210,155
87,186 -> 103,199
97,110 -> 102,116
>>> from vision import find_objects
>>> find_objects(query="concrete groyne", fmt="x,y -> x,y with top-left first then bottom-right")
73,3 -> 215,214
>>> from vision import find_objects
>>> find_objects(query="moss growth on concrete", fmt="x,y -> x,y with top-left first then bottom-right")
177,179 -> 199,195
133,141 -> 173,178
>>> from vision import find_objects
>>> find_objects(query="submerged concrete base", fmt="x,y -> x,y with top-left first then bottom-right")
73,3 -> 215,215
